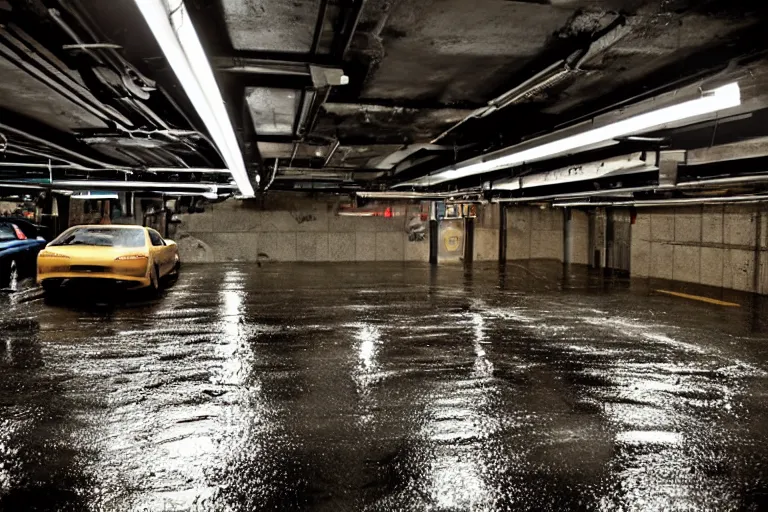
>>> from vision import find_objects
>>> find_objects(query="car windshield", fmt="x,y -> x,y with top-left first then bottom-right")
50,227 -> 145,248
0,223 -> 18,242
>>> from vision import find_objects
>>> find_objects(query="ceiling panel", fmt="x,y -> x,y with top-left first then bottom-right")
222,0 -> 322,53
245,87 -> 301,136
0,56 -> 108,132
257,141 -> 330,159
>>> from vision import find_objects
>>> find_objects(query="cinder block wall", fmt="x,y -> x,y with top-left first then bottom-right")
472,205 -> 588,264
631,204 -> 768,294
473,203 -> 501,261
569,209 -> 590,265
507,206 -> 567,261
173,198 -> 429,263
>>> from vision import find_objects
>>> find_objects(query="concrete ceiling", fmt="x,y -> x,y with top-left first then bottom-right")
207,0 -> 768,191
0,0 -> 767,198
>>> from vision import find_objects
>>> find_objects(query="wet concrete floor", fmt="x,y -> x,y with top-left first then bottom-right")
2,262 -> 768,511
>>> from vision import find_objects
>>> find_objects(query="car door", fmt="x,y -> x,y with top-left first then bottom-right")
13,222 -> 47,274
0,222 -> 36,283
147,229 -> 170,275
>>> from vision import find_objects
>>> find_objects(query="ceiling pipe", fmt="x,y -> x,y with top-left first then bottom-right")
0,123 -> 133,172
146,167 -> 231,174
323,139 -> 341,167
676,174 -> 768,188
430,60 -> 569,144
0,179 -> 234,192
0,162 -> 78,169
494,173 -> 768,204
264,159 -> 279,191
213,59 -> 310,76
553,193 -> 768,208
357,190 -> 480,200
430,19 -> 631,144
0,162 -> 230,175
493,185 -> 668,203
0,27 -> 133,129
400,82 -> 741,187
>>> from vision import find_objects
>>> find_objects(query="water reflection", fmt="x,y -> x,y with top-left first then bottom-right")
216,269 -> 249,385
351,322 -> 382,395
0,318 -> 93,509
469,310 -> 493,379
1,262 -> 767,510
419,305 -> 503,510
569,312 -> 761,511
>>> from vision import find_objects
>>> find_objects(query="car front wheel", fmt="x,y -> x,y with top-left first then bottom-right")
42,280 -> 62,293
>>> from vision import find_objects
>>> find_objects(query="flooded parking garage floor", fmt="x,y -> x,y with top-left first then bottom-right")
2,262 -> 768,511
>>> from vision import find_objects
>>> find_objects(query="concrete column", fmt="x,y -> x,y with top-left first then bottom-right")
756,205 -> 765,294
429,202 -> 438,265
464,217 -> 475,264
589,209 -> 607,268
498,205 -> 507,263
563,208 -> 573,265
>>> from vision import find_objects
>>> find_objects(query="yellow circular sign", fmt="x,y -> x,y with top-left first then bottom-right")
443,228 -> 462,252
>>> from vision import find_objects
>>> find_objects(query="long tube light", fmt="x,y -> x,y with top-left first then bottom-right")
399,82 -> 741,188
0,179 -> 232,192
133,0 -> 255,197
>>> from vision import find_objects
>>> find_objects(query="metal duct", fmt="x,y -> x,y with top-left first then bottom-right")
0,179 -> 233,192
493,152 -> 657,192
494,173 -> 768,204
553,194 -> 768,208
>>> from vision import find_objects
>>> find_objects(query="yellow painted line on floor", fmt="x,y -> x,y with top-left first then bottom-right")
655,289 -> 741,307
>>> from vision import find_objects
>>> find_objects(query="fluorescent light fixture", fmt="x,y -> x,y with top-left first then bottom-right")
133,0 -> 255,197
400,82 -> 741,187
71,191 -> 120,200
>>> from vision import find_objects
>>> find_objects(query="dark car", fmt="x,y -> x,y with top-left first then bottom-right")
0,220 -> 47,291
5,217 -> 51,241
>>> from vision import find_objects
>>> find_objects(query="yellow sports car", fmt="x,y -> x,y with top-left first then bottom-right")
37,225 -> 180,292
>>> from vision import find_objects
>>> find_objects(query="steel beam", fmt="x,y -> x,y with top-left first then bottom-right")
687,137 -> 768,165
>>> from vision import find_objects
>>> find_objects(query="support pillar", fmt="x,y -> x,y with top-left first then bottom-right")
755,204 -> 764,294
464,216 -> 475,264
563,208 -> 573,265
498,205 -> 507,263
589,208 -> 607,268
429,201 -> 438,265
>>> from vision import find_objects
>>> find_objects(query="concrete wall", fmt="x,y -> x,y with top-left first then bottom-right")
0,201 -> 20,215
474,203 -> 500,261
568,209 -> 590,265
507,206 -> 566,262
173,198 -> 429,263
631,204 -> 768,294
470,205 -> 588,264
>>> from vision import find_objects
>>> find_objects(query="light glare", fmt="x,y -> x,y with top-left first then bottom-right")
402,83 -> 741,187
133,0 -> 255,197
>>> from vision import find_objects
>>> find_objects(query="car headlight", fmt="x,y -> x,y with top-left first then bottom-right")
115,255 -> 148,261
39,252 -> 70,259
